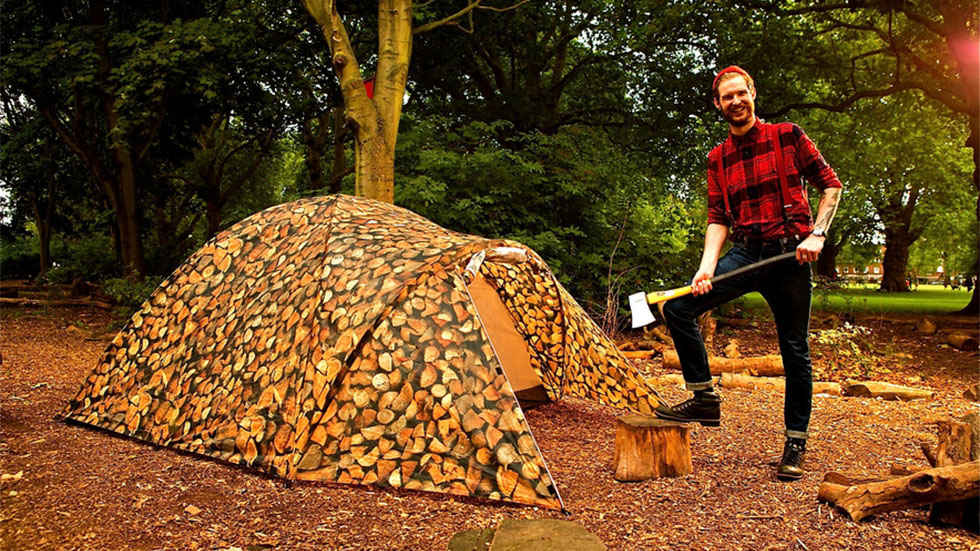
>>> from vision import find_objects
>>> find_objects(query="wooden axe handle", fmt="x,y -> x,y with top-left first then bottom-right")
646,251 -> 798,305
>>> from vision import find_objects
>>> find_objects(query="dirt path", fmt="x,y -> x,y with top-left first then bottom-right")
1,308 -> 977,550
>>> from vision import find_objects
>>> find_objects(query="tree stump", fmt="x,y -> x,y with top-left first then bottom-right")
927,414 -> 980,532
613,415 -> 692,481
916,317 -> 938,334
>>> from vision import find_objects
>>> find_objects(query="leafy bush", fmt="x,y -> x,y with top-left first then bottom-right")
103,276 -> 165,308
395,117 -> 702,320
43,235 -> 119,284
0,236 -> 40,279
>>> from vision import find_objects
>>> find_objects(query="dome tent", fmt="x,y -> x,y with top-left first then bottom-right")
64,195 -> 662,510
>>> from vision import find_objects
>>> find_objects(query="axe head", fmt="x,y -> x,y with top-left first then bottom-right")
629,291 -> 655,328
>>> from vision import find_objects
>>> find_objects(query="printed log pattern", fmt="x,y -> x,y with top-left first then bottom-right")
558,287 -> 659,415
63,195 -> 659,509
481,260 -> 564,400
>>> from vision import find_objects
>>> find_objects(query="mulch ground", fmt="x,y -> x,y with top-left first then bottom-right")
1,306 -> 978,551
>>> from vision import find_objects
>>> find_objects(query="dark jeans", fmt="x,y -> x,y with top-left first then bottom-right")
662,242 -> 813,439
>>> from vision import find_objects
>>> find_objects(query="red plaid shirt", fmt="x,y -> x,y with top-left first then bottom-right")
707,119 -> 842,240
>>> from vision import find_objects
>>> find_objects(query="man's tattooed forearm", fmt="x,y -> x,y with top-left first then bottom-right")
815,188 -> 840,230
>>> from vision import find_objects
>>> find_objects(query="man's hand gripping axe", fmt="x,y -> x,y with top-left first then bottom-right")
629,251 -> 797,328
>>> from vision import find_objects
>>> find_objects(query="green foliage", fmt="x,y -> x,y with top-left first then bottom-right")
811,323 -> 882,380
103,276 -> 164,309
0,235 -> 40,279
43,236 -> 119,284
395,116 -> 701,311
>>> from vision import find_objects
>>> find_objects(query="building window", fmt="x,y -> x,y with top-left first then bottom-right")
873,267 -> 880,274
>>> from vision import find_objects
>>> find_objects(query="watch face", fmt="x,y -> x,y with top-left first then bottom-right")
812,229 -> 824,237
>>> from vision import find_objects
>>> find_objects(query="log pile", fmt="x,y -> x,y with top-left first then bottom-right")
819,412 -> 979,531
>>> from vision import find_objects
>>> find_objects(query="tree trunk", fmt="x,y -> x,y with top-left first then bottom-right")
957,120 -> 979,315
302,109 -> 328,192
354,127 -> 395,203
37,220 -> 51,278
304,0 -> 410,205
880,230 -> 913,292
327,107 -> 349,194
115,150 -> 145,278
206,200 -> 222,240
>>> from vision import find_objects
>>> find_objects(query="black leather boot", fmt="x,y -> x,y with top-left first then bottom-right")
777,438 -> 806,480
654,390 -> 721,426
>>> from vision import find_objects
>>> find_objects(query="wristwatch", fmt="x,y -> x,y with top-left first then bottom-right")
811,228 -> 826,238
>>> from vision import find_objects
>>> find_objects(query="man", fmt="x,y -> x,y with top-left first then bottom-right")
654,66 -> 842,480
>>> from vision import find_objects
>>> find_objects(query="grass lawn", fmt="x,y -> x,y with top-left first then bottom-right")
740,283 -> 974,315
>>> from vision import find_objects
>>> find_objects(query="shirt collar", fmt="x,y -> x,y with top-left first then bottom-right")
729,117 -> 764,146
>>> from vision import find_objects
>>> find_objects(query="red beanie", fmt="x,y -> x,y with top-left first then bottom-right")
712,65 -> 752,91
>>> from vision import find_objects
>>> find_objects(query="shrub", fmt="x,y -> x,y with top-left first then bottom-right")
43,235 -> 119,284
103,276 -> 165,309
0,236 -> 40,279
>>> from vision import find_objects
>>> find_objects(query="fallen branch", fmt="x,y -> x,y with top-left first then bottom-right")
0,297 -> 114,311
842,381 -> 934,401
818,461 -> 980,522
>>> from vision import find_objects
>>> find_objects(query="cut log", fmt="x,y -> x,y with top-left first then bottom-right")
722,339 -> 741,359
965,383 -> 980,402
613,415 -> 692,481
818,461 -> 980,522
823,471 -> 896,486
644,374 -> 689,387
644,325 -> 673,346
697,312 -> 716,353
928,414 -> 979,532
0,297 -> 114,311
717,373 -> 841,395
663,350 -> 784,376
841,381 -> 934,401
890,464 -> 927,477
617,339 -> 666,353
916,317 -> 938,334
947,332 -> 979,352
621,350 -> 659,360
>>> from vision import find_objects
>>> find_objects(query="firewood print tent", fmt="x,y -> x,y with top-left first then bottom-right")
64,195 -> 662,510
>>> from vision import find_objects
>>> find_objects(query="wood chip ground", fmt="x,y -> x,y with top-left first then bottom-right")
1,307 -> 977,550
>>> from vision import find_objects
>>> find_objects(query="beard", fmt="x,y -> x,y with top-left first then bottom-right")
722,103 -> 754,127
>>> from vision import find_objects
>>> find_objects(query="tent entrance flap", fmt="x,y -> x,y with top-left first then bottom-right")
467,274 -> 550,407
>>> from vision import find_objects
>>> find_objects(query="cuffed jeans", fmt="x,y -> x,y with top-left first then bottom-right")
662,241 -> 813,440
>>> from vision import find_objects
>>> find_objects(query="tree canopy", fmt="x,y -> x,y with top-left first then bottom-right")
1,0 -> 975,317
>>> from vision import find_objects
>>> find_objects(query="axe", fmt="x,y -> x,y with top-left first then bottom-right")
629,251 -> 798,328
